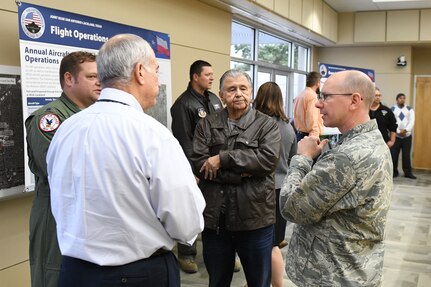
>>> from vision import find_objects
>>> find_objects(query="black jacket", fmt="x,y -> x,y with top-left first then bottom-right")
170,83 -> 222,161
369,104 -> 397,143
191,108 -> 281,231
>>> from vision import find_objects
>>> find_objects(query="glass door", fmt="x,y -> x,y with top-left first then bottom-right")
256,67 -> 292,118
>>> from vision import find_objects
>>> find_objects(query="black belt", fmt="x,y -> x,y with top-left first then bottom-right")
150,248 -> 169,258
297,131 -> 309,136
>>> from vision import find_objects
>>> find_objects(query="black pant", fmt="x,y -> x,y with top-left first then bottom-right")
273,188 -> 287,246
296,131 -> 309,142
57,252 -> 180,287
391,135 -> 413,175
177,241 -> 197,258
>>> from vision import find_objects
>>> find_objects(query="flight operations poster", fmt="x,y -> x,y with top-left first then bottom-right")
19,2 -> 172,192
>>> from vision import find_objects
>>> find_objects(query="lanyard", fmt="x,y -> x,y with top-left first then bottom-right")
97,99 -> 129,106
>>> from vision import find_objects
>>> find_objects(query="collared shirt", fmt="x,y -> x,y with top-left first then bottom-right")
280,120 -> 393,286
293,87 -> 324,137
391,104 -> 415,137
47,88 -> 205,266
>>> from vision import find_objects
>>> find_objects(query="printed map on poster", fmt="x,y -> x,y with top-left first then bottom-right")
0,67 -> 25,200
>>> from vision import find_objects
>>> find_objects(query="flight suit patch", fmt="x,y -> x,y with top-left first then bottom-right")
39,113 -> 60,132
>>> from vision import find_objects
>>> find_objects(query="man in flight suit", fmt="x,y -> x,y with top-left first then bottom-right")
25,51 -> 100,287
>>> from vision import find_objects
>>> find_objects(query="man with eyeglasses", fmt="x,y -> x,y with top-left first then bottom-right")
280,70 -> 393,286
293,71 -> 324,141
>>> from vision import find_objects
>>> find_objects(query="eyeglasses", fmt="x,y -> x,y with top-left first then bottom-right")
318,92 -> 353,102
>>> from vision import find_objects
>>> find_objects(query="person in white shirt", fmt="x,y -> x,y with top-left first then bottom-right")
47,34 -> 206,287
391,93 -> 416,179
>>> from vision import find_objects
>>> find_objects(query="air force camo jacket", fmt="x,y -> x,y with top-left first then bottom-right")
280,119 -> 393,287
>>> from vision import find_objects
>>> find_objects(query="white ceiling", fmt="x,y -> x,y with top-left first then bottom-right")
325,0 -> 431,12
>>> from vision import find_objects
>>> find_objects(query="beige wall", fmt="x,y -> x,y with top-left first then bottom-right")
315,46 -> 413,106
0,195 -> 32,287
0,0 -> 231,285
412,47 -> 431,75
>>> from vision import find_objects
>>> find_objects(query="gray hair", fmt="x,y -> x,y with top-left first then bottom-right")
340,70 -> 375,108
219,69 -> 253,91
97,34 -> 153,88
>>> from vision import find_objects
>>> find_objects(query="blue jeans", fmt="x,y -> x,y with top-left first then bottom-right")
202,224 -> 274,287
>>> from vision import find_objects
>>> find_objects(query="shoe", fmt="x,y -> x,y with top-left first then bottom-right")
234,257 -> 241,272
393,171 -> 399,178
178,257 -> 198,273
405,174 -> 417,179
278,239 -> 288,249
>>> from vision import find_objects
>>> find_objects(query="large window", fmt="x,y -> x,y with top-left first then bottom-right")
231,22 -> 254,61
230,21 -> 310,118
258,32 -> 291,66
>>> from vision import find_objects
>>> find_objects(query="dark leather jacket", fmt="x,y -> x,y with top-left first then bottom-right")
191,108 -> 280,231
170,83 -> 222,161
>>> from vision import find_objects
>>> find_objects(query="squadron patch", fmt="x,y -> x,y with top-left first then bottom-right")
198,108 -> 207,118
39,113 -> 60,132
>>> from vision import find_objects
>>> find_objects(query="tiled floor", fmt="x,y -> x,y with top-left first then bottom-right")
180,169 -> 431,286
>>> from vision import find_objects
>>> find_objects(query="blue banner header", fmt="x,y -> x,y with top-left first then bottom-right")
18,2 -> 171,59
319,63 -> 375,82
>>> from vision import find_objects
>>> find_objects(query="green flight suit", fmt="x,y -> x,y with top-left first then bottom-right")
26,93 -> 81,287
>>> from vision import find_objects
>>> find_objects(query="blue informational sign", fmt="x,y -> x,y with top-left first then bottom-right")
318,62 -> 375,82
18,2 -> 171,59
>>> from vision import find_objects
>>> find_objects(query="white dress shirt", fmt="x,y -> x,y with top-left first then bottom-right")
47,88 -> 205,266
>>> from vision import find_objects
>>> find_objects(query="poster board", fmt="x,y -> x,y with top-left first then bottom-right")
14,2 -> 172,196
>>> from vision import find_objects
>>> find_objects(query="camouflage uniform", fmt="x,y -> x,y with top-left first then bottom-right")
280,120 -> 393,287
26,93 -> 81,287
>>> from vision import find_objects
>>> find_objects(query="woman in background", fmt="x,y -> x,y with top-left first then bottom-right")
254,82 -> 297,287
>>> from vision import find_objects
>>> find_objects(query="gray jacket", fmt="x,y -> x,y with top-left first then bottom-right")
191,108 -> 280,231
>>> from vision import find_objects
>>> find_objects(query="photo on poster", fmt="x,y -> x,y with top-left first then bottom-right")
146,84 -> 167,127
0,74 -> 24,190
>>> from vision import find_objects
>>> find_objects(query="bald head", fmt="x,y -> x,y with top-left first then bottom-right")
317,70 -> 374,133
329,70 -> 375,109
